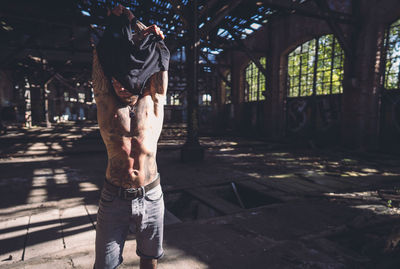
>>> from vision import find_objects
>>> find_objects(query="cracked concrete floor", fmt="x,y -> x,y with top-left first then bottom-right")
1,123 -> 400,269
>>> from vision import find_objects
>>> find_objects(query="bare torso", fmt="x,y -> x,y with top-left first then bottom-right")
92,49 -> 168,188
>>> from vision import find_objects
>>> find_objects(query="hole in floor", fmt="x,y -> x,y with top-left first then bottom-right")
210,182 -> 281,209
164,191 -> 223,221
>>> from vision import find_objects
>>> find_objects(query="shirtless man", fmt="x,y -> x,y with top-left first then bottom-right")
92,5 -> 168,269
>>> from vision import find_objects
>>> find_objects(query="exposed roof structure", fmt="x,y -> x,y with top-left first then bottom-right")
0,0 -> 352,92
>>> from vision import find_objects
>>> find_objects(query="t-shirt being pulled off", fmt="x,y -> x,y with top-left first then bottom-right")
96,14 -> 170,95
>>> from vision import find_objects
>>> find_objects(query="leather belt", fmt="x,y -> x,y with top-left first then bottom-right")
103,174 -> 160,200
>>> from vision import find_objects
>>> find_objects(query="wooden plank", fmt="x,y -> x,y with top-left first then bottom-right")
237,180 -> 294,202
258,177 -> 332,195
296,173 -> 356,191
185,189 -> 242,215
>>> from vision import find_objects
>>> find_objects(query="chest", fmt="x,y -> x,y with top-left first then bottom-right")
109,106 -> 137,136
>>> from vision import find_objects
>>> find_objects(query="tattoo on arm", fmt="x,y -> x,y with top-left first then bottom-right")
92,49 -> 112,101
154,71 -> 168,95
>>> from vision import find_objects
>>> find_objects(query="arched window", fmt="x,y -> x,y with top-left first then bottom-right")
384,18 -> 400,90
287,34 -> 344,97
244,57 -> 266,102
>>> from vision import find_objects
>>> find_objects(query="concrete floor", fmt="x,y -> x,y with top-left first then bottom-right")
1,123 -> 400,269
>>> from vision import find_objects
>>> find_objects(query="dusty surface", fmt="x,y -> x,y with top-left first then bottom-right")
1,122 -> 400,268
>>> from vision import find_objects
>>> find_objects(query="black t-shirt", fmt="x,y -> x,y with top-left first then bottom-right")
96,14 -> 170,95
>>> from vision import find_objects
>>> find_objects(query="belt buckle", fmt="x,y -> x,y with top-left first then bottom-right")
122,187 -> 142,200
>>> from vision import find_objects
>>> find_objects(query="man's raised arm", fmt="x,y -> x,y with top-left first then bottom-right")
92,49 -> 115,110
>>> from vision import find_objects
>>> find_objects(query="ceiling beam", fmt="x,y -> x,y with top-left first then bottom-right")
263,0 -> 353,24
199,51 -> 231,87
0,34 -> 39,68
1,45 -> 91,54
169,0 -> 189,28
314,0 -> 352,58
167,0 -> 246,55
226,26 -> 267,77
198,0 -> 220,21
198,0 -> 245,41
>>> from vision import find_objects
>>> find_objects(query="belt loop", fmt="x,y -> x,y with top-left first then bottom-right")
141,186 -> 146,198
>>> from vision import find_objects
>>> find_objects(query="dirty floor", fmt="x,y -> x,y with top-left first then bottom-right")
1,123 -> 400,269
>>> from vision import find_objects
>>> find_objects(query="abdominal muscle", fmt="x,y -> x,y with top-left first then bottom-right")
103,93 -> 163,189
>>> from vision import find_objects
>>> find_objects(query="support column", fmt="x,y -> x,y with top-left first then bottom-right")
43,78 -> 53,128
24,78 -> 32,128
180,0 -> 204,162
341,1 -> 382,150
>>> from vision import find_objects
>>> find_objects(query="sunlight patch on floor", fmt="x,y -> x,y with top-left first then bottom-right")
27,169 -> 50,204
79,182 -> 99,192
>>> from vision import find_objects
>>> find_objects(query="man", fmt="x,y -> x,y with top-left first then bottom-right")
92,4 -> 169,269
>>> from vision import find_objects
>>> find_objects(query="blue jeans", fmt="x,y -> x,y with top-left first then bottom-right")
94,178 -> 164,269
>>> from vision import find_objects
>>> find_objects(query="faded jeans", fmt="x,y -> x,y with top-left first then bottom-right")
94,178 -> 164,269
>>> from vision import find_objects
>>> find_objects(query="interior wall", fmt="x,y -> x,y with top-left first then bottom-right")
341,0 -> 400,150
266,14 -> 334,142
216,0 -> 400,150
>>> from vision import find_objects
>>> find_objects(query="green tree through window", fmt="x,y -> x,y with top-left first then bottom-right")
287,34 -> 344,97
244,57 -> 266,102
384,18 -> 400,90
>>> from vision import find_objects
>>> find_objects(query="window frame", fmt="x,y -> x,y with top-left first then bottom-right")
244,57 -> 266,102
200,93 -> 212,106
383,18 -> 400,91
166,91 -> 182,106
286,34 -> 344,98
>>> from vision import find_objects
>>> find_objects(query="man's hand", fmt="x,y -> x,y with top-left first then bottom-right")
110,4 -> 164,40
111,4 -> 135,22
141,25 -> 165,40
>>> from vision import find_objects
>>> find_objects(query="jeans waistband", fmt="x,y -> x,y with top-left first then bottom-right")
103,174 -> 160,200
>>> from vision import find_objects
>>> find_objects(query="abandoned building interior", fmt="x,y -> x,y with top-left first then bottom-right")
1,0 -> 400,268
